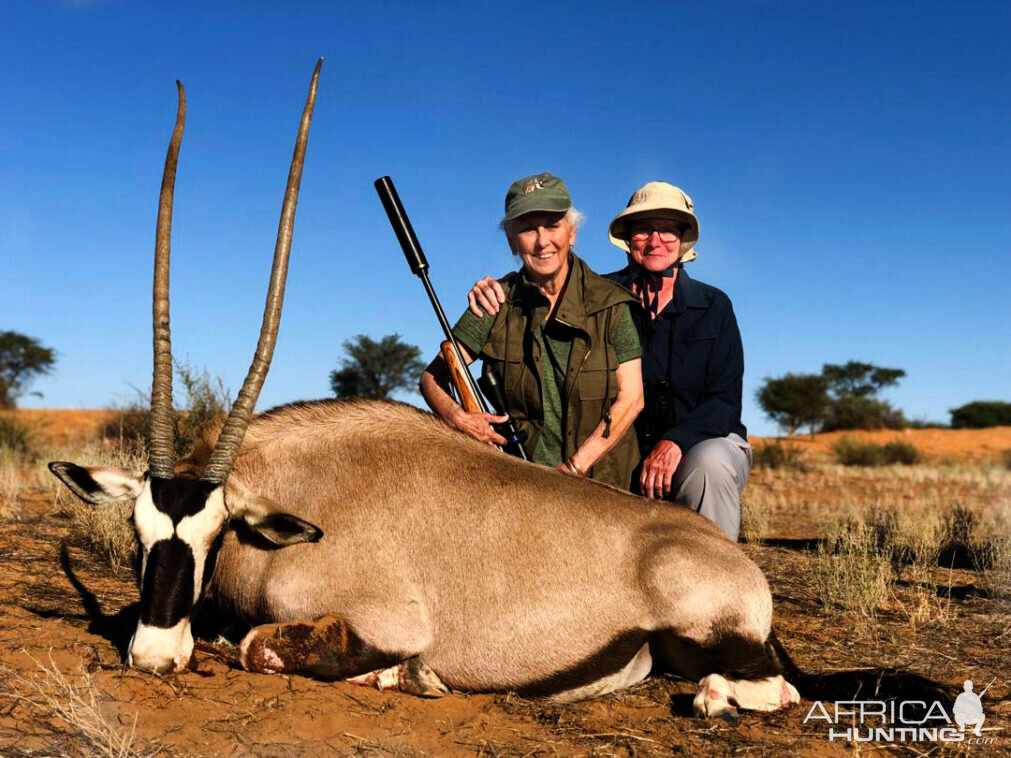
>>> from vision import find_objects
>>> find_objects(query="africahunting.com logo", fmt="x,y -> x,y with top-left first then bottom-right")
804,676 -> 998,745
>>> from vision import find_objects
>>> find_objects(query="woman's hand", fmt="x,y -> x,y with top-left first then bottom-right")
639,440 -> 683,500
448,406 -> 509,446
467,276 -> 506,317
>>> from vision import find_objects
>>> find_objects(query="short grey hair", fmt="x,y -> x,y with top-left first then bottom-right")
499,207 -> 586,235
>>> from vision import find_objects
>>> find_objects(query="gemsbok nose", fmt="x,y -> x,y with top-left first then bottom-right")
128,620 -> 194,675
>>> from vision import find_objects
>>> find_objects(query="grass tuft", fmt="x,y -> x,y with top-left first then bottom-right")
739,495 -> 770,544
64,499 -> 138,575
812,518 -> 893,617
973,536 -> 1011,599
47,439 -> 145,574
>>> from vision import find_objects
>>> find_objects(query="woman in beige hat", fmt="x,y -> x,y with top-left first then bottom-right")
467,181 -> 750,541
419,172 -> 645,490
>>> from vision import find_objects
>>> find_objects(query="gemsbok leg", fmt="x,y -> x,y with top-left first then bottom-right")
238,616 -> 450,697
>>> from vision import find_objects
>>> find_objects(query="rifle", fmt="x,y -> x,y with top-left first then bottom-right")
374,176 -> 528,460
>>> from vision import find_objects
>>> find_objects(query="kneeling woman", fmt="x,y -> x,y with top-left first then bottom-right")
419,173 -> 644,489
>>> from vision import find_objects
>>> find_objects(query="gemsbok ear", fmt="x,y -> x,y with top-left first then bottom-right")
246,512 -> 324,547
48,462 -> 145,505
233,492 -> 323,547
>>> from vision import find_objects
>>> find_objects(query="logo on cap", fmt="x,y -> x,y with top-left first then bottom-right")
523,179 -> 545,195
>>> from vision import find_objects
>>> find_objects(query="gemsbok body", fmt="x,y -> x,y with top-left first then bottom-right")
49,58 -> 813,723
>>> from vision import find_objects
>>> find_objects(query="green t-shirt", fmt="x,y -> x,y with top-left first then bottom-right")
452,303 -> 640,466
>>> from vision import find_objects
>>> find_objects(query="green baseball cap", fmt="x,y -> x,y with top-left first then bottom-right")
504,172 -> 571,221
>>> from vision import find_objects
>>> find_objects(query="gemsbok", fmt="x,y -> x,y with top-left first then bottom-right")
51,59 -> 942,725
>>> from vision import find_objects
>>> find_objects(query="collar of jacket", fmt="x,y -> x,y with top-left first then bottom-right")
608,263 -> 708,315
506,252 -> 636,329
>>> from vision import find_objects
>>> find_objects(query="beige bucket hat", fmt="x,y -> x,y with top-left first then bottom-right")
608,182 -> 700,263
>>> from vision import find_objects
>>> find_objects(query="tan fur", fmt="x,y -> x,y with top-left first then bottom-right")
179,398 -> 775,695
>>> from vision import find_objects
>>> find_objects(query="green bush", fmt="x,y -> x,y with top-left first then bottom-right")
833,437 -> 881,466
950,400 -> 1011,429
880,441 -> 920,465
822,396 -> 907,432
752,440 -> 806,470
833,437 -> 920,466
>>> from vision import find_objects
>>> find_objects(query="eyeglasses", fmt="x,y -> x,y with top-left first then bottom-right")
627,224 -> 685,243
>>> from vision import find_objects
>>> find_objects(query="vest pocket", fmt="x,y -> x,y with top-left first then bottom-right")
577,369 -> 614,400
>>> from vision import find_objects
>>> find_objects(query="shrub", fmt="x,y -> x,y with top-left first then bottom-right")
1003,449 -> 1011,471
822,396 -> 907,432
833,437 -> 920,466
949,400 -> 1011,429
813,518 -> 893,617
97,361 -> 231,457
880,441 -> 920,465
174,361 -> 230,456
833,437 -> 882,466
752,440 -> 806,470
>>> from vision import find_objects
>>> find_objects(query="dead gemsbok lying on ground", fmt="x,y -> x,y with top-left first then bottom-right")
49,61 -> 940,725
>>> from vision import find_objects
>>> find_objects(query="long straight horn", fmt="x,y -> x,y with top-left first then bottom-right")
150,81 -> 185,479
200,58 -> 323,485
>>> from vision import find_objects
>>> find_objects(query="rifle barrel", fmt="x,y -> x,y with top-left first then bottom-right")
375,176 -> 489,415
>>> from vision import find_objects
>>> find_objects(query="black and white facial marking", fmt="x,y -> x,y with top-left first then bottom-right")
129,476 -> 229,674
48,460 -> 324,675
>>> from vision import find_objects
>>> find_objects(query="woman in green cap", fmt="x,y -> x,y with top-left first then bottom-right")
465,181 -> 750,541
419,172 -> 644,490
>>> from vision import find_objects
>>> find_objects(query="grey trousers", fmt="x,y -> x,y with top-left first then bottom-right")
668,433 -> 751,542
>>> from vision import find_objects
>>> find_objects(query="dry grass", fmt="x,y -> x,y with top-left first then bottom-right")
974,535 -> 1011,600
0,449 -> 23,518
812,517 -> 893,618
63,499 -> 138,575
1,653 -> 157,757
11,438 -> 146,573
48,441 -> 145,575
739,494 -> 770,544
746,457 -> 1011,540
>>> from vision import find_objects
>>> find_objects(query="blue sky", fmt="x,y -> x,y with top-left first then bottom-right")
3,0 -> 1009,436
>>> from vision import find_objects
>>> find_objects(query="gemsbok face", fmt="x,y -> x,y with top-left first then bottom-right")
49,59 -> 324,675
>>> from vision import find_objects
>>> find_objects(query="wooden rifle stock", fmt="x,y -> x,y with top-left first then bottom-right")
440,340 -> 483,413
376,175 -> 527,460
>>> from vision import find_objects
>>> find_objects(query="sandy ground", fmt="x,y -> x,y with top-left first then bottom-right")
1,410 -> 116,449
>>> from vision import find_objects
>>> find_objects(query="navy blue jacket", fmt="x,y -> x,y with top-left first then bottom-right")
606,265 -> 747,454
